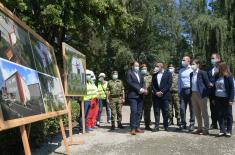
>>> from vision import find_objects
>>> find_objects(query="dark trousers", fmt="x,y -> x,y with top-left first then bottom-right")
79,101 -> 90,129
153,98 -> 169,128
179,88 -> 195,126
97,99 -> 110,122
209,96 -> 218,126
215,97 -> 233,133
128,98 -> 143,130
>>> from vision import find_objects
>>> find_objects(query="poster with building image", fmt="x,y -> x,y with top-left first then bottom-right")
0,3 -> 67,130
62,42 -> 86,96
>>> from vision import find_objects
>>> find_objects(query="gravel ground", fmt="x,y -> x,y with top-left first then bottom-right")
32,104 -> 235,155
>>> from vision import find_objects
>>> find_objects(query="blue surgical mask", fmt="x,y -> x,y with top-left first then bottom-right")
211,59 -> 217,66
141,69 -> 147,75
181,61 -> 187,67
134,66 -> 139,72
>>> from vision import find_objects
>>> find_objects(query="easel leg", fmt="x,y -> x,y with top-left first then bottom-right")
67,98 -> 73,142
81,100 -> 85,134
26,124 -> 31,138
20,125 -> 31,155
59,119 -> 70,155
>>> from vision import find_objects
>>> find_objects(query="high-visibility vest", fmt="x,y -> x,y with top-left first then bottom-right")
84,82 -> 98,101
97,81 -> 108,99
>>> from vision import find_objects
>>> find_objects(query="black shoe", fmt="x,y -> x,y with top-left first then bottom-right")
188,125 -> 195,132
118,124 -> 125,129
152,128 -> 159,132
145,126 -> 153,131
177,119 -> 180,126
111,125 -> 115,130
179,125 -> 186,130
168,120 -> 174,126
164,127 -> 169,131
210,124 -> 218,129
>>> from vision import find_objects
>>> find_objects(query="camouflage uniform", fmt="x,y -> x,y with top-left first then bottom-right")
107,79 -> 124,125
142,74 -> 152,127
169,73 -> 180,123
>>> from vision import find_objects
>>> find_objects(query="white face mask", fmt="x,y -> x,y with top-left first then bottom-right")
182,61 -> 188,67
154,67 -> 159,73
191,64 -> 198,71
99,77 -> 104,81
168,67 -> 175,73
112,74 -> 118,80
86,75 -> 91,81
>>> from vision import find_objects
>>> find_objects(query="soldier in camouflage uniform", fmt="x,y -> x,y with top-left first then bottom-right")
140,64 -> 153,131
106,71 -> 125,130
168,64 -> 180,126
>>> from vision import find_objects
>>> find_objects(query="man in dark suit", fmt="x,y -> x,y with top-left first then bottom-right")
126,61 -> 147,135
152,62 -> 172,131
207,53 -> 221,129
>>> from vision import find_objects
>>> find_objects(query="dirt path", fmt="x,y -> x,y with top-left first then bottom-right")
32,105 -> 235,155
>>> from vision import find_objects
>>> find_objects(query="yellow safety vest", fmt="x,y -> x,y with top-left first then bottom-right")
97,81 -> 108,99
84,82 -> 98,101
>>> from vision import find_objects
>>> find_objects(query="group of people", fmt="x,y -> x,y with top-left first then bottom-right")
79,53 -> 234,137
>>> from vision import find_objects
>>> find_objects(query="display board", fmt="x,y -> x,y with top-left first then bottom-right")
0,3 -> 68,131
62,42 -> 87,96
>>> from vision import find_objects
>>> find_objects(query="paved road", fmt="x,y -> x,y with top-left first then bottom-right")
33,104 -> 235,155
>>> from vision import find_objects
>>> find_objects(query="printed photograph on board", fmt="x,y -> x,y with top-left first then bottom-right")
63,43 -> 86,96
0,58 -> 45,121
0,11 -> 35,69
29,34 -> 58,77
38,73 -> 65,112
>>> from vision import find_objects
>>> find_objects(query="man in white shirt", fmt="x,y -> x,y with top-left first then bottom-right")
152,62 -> 172,132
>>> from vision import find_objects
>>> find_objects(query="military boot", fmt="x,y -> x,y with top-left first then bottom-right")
118,122 -> 125,129
111,122 -> 115,130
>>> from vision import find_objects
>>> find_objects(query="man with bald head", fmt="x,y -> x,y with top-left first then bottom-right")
152,62 -> 172,131
178,56 -> 195,131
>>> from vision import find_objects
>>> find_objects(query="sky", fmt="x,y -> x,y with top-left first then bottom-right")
0,58 -> 39,87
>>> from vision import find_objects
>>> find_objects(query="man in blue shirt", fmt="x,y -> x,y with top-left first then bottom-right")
178,56 -> 195,131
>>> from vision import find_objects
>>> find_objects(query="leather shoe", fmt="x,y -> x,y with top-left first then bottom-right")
145,126 -> 153,131
130,130 -> 136,135
152,128 -> 159,132
135,129 -> 144,133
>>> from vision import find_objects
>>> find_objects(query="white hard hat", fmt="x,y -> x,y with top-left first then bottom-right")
98,73 -> 106,78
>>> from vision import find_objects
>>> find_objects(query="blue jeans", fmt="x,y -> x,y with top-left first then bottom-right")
97,99 -> 111,122
79,101 -> 90,129
179,88 -> 195,126
153,98 -> 169,128
128,98 -> 143,130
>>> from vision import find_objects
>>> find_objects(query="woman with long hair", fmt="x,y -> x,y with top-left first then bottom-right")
213,62 -> 234,137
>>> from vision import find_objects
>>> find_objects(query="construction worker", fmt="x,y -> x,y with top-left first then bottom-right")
97,73 -> 111,126
107,71 -> 125,130
79,70 -> 98,132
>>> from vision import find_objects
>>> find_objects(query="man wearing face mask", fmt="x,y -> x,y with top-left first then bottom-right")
97,73 -> 111,127
168,64 -> 180,126
152,62 -> 172,132
140,64 -> 153,131
178,56 -> 195,131
207,53 -> 221,129
126,61 -> 147,135
106,71 -> 125,130
79,71 -> 98,132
